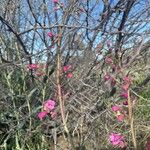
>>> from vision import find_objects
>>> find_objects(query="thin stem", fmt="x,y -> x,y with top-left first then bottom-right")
127,90 -> 137,149
56,28 -> 75,149
56,52 -> 69,134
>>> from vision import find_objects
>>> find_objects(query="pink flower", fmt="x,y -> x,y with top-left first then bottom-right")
120,92 -> 128,99
109,133 -> 126,148
104,74 -> 111,81
53,0 -> 59,3
47,32 -> 54,37
38,111 -> 48,120
112,105 -> 122,112
66,72 -> 73,78
116,114 -> 124,122
27,64 -> 38,70
43,99 -> 56,111
63,65 -> 72,72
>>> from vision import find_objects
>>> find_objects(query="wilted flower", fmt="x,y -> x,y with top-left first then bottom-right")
109,133 -> 126,148
43,99 -> 56,112
38,111 -> 48,120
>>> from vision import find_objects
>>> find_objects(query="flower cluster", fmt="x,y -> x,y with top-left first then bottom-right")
26,63 -> 46,77
109,133 -> 126,148
38,99 -> 56,120
63,65 -> 73,78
